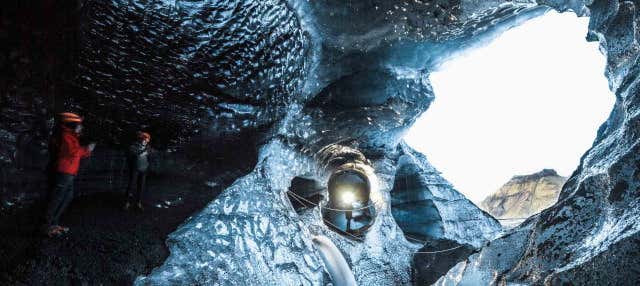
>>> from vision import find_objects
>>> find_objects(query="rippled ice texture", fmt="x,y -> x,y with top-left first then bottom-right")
136,141 -> 325,285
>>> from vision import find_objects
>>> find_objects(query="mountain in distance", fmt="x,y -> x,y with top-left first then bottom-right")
480,169 -> 567,220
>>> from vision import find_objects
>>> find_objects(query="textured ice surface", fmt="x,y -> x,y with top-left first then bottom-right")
279,0 -> 553,155
76,0 -> 308,144
132,1 -> 570,285
298,157 -> 419,285
136,141 -> 325,285
126,0 -> 640,285
138,140 -> 502,285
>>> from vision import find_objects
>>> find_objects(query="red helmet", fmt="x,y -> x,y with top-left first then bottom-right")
138,131 -> 151,141
58,112 -> 83,123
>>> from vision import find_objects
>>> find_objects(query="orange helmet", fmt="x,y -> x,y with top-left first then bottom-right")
58,112 -> 83,123
138,131 -> 151,141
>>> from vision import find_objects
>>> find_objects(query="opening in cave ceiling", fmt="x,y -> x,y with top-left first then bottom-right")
405,10 -> 614,219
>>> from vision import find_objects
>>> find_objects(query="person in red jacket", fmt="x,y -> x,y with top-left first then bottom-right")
42,112 -> 96,237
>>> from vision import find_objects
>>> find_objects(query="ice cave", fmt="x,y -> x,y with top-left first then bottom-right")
2,0 -> 640,285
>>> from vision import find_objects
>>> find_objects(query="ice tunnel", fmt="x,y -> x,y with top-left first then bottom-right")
323,167 -> 376,236
3,0 -> 640,285
285,144 -> 378,237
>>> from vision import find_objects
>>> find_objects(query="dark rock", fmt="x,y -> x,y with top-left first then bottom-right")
0,177 -> 225,285
412,238 -> 475,285
287,176 -> 325,211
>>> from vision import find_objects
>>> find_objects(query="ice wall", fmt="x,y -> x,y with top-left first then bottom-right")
134,0 -> 573,285
138,139 -> 503,285
391,143 -> 501,248
76,0 -> 309,144
136,141 -> 325,285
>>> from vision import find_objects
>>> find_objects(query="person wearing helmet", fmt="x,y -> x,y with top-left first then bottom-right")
42,112 -> 96,237
124,131 -> 151,211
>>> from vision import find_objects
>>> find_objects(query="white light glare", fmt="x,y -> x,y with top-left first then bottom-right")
340,190 -> 356,206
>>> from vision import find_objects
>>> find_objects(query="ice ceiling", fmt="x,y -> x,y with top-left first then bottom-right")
65,0 -> 640,285
405,10 -> 615,203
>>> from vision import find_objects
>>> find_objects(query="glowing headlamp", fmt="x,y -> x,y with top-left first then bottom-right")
316,144 -> 377,237
322,167 -> 376,236
339,190 -> 356,206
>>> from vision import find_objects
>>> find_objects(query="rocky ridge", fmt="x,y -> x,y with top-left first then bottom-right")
481,169 -> 567,219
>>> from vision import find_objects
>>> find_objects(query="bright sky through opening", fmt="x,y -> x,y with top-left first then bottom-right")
404,11 -> 614,204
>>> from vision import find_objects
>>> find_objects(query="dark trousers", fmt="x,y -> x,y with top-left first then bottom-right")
125,169 -> 147,203
44,173 -> 75,226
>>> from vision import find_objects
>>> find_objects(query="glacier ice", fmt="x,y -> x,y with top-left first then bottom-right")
391,143 -> 501,248
129,0 -> 575,285
136,141 -> 325,285
138,136 -> 504,285
63,0 -> 640,285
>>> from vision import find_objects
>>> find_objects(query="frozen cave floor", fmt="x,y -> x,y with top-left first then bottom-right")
0,175 -> 234,285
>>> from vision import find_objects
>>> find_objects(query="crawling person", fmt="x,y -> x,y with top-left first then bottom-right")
42,112 -> 96,237
124,131 -> 151,211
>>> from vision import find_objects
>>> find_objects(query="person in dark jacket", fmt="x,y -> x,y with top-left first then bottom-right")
45,122 -> 62,194
43,112 -> 96,237
124,131 -> 151,211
